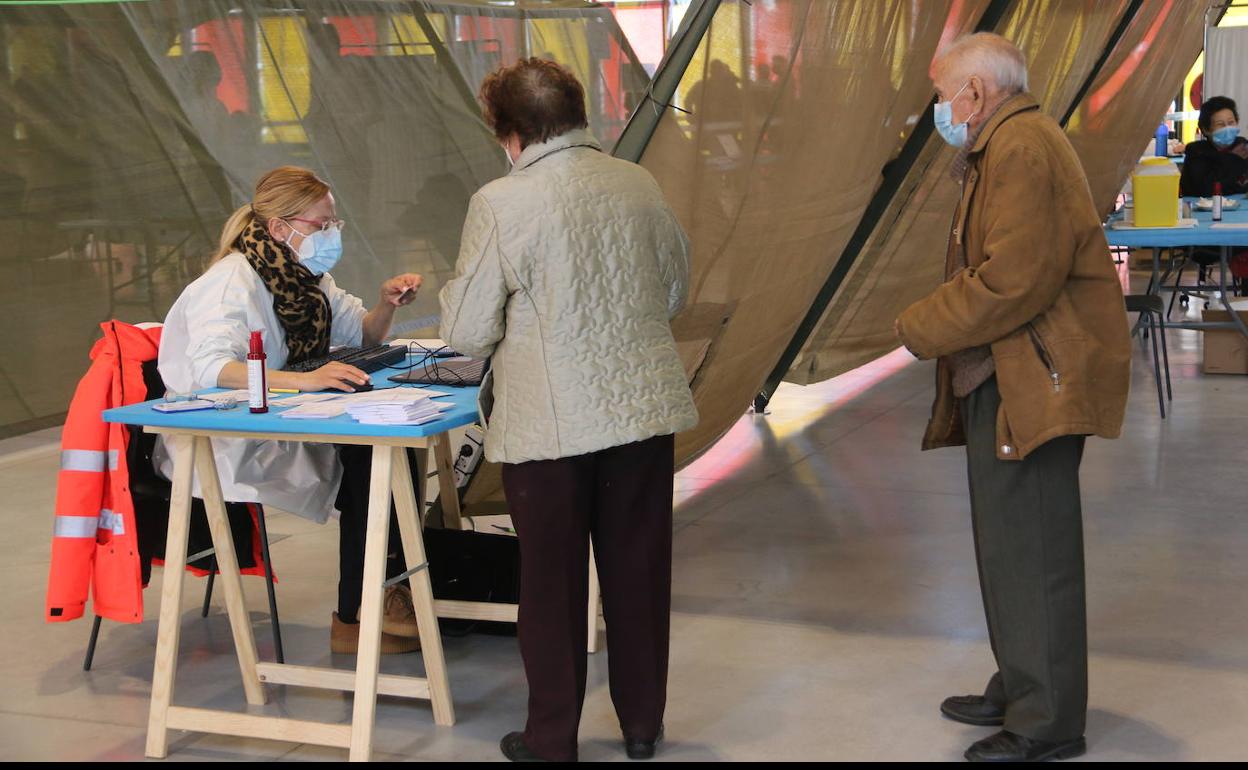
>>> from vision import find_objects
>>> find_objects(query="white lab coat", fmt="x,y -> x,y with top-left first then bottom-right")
155,252 -> 368,523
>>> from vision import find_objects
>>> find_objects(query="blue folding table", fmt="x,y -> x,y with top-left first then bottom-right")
104,368 -> 480,761
1105,194 -> 1248,338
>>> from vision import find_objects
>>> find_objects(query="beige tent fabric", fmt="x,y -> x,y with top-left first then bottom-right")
787,0 -> 1136,387
461,0 -> 1211,511
466,0 -> 976,504
0,0 -> 644,435
1067,0 -> 1211,219
632,0 -> 985,466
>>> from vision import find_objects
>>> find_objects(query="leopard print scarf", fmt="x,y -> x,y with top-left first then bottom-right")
235,217 -> 332,366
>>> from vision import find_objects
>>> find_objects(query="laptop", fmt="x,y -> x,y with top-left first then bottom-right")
388,357 -> 488,387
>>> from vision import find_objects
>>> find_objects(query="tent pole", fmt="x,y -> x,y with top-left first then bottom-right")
752,0 -> 1017,413
1060,0 -> 1145,128
612,0 -> 722,163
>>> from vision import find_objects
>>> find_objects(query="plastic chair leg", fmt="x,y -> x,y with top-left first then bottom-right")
255,506 -> 284,664
1157,310 -> 1173,402
83,615 -> 103,671
201,557 -> 216,617
1148,314 -> 1166,419
1167,262 -> 1186,320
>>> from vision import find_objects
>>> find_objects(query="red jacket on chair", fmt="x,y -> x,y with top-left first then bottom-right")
46,321 -> 273,624
47,321 -> 161,623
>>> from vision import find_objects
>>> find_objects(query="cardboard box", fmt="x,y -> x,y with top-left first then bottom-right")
1202,305 -> 1248,374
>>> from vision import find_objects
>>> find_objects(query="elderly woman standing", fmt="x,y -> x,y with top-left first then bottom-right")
896,34 -> 1130,762
440,59 -> 696,762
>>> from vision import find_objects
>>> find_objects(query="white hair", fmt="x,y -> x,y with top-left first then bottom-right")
936,32 -> 1029,96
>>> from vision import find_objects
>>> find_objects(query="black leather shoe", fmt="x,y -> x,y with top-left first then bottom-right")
625,725 -> 664,760
941,694 -> 1006,726
965,730 -> 1087,762
500,732 -> 547,762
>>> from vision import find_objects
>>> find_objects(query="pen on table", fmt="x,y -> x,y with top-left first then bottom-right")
492,524 -> 516,534
269,388 -> 299,394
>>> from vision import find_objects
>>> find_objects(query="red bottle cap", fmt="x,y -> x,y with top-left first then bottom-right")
1215,182 -> 1222,195
249,330 -> 264,356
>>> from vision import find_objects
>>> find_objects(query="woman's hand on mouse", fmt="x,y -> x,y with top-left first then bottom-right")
300,362 -> 370,392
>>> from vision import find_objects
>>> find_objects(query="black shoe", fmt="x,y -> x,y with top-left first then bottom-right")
500,732 -> 547,762
965,731 -> 1087,762
941,694 -> 1006,726
624,725 -> 664,760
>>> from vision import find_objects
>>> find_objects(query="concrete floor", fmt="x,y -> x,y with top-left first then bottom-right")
2,301 -> 1247,761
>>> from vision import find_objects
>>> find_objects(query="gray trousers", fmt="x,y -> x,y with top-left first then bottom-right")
963,377 -> 1088,742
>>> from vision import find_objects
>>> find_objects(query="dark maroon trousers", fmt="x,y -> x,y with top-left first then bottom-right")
501,433 -> 674,762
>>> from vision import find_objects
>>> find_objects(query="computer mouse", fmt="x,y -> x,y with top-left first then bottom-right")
352,381 -> 374,393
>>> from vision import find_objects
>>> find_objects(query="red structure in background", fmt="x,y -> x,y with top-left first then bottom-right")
453,15 -> 521,59
181,7 -> 645,140
750,1 -> 794,76
327,16 -> 379,56
607,1 -> 667,74
191,19 -> 248,114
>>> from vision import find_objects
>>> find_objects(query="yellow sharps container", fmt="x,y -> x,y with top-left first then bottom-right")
1131,157 -> 1180,227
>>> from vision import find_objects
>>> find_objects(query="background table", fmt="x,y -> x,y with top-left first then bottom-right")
104,366 -> 480,761
1105,194 -> 1248,338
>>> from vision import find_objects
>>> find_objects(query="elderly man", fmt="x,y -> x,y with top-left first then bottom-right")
896,33 -> 1131,762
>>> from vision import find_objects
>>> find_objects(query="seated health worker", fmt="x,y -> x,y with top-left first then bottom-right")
1180,95 -> 1248,197
158,166 -> 424,654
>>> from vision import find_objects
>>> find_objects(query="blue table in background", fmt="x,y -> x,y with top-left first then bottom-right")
1105,194 -> 1248,339
103,364 -> 480,761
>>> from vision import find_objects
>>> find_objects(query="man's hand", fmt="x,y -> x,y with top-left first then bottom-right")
895,318 -> 920,359
1230,142 -> 1248,161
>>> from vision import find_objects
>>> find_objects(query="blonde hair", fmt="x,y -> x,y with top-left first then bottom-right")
213,166 -> 331,263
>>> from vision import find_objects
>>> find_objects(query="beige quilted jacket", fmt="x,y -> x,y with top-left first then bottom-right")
439,129 -> 698,464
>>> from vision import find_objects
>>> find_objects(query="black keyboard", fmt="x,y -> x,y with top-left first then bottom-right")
284,344 -> 407,374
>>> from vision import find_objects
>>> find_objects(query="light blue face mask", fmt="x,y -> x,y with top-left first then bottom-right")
934,81 -> 978,149
1211,125 -> 1240,148
285,223 -> 343,276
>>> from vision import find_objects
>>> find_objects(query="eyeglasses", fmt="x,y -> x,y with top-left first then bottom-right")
286,216 -> 346,234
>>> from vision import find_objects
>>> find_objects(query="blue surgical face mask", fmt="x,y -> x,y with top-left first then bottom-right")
934,81 -> 978,149
1211,125 -> 1240,148
285,222 -> 343,276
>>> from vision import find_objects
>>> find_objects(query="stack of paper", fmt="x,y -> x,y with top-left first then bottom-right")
281,403 -> 347,419
275,387 -> 452,420
342,388 -> 450,403
345,399 -> 453,426
270,392 -> 342,407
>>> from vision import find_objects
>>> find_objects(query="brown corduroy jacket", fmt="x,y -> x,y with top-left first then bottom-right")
897,93 -> 1131,461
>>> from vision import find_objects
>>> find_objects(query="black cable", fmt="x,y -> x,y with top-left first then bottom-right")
383,340 -> 479,388
371,340 -> 447,391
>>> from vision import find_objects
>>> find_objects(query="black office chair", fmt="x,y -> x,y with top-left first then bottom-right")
83,359 -> 284,669
1125,294 -> 1172,419
1166,247 -> 1222,319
